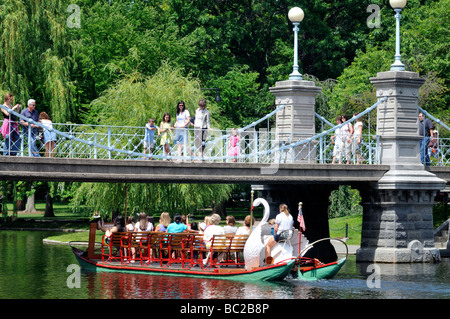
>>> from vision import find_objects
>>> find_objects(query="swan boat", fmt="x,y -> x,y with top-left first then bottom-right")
71,198 -> 345,282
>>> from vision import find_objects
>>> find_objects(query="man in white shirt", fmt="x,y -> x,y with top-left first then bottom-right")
193,99 -> 210,159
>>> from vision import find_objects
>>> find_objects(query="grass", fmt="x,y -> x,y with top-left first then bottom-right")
328,214 -> 362,246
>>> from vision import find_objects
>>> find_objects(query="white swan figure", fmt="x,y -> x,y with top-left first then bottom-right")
243,198 -> 271,270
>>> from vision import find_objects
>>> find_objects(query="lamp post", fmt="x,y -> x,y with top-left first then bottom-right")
201,88 -> 222,102
288,7 -> 304,80
390,0 -> 407,71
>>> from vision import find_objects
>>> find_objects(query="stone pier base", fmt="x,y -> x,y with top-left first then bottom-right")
356,186 -> 443,263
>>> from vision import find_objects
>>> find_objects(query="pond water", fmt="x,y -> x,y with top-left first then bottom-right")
0,230 -> 449,302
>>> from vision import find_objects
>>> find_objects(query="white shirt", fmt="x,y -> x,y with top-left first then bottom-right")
175,110 -> 190,128
203,225 -> 225,244
223,225 -> 238,234
275,213 -> 293,235
135,221 -> 154,231
194,108 -> 210,129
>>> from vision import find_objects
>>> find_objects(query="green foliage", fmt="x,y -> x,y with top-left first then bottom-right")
325,0 -> 449,123
328,185 -> 363,219
85,62 -> 220,128
70,182 -> 232,219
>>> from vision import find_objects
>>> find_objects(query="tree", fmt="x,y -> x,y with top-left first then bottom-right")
0,0 -> 76,122
328,185 -> 362,218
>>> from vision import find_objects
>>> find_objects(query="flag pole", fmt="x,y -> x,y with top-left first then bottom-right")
298,201 -> 303,255
249,190 -> 254,234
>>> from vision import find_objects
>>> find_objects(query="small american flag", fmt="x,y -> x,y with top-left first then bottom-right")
297,205 -> 305,232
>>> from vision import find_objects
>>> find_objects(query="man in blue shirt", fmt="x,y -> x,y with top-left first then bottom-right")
20,99 -> 40,157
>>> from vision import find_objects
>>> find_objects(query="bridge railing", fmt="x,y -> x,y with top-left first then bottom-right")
0,118 -> 381,164
0,101 -> 448,165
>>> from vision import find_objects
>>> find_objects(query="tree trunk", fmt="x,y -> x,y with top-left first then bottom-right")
212,200 -> 226,217
24,193 -> 37,213
44,193 -> 55,218
16,199 -> 26,211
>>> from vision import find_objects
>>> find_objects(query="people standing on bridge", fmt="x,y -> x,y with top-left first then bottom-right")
193,99 -> 210,160
39,112 -> 57,157
428,130 -> 441,165
228,128 -> 240,162
352,114 -> 364,164
174,101 -> 192,160
331,116 -> 343,164
158,112 -> 174,160
1,93 -> 21,156
143,118 -> 157,159
419,112 -> 434,166
20,99 -> 40,157
341,114 -> 353,164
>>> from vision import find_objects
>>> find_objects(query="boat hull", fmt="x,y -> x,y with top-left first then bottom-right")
296,258 -> 346,281
72,247 -> 295,282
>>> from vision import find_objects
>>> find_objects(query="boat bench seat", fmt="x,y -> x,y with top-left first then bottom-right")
101,232 -> 130,263
101,231 -> 249,269
207,234 -> 249,268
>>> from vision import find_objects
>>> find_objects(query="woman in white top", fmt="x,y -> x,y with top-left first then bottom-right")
235,215 -> 255,235
135,212 -> 154,231
341,114 -> 353,164
352,114 -> 364,164
264,204 -> 293,264
223,215 -> 238,234
174,101 -> 191,158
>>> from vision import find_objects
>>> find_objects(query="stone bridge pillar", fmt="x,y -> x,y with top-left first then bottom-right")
269,80 -> 321,162
356,71 -> 446,263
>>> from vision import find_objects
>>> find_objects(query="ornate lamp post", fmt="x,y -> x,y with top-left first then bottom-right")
390,0 -> 407,71
288,7 -> 304,80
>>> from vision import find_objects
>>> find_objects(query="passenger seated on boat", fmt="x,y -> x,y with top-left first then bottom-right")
135,212 -> 154,232
101,215 -> 128,262
202,214 -> 225,265
126,216 -> 135,231
155,212 -> 170,232
223,215 -> 238,234
189,221 -> 199,232
167,214 -> 188,233
235,215 -> 255,235
104,215 -> 127,241
265,204 -> 294,264
203,214 -> 225,246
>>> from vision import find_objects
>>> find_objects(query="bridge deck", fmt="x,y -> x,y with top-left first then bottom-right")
0,156 -> 395,184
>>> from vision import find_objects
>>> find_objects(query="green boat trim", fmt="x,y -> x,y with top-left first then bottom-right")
71,246 -> 295,282
297,257 -> 346,281
295,237 -> 349,281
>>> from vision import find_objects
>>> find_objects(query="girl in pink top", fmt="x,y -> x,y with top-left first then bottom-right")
228,128 -> 240,162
